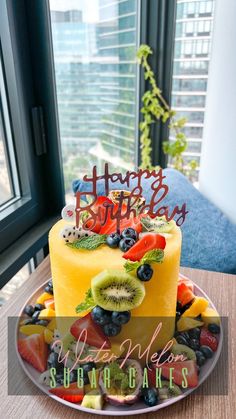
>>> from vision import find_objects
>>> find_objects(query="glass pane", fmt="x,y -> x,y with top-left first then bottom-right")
0,53 -> 20,209
170,0 -> 215,183
0,107 -> 13,205
49,0 -> 139,201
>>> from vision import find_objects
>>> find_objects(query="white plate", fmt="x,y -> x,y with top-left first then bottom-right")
15,274 -> 223,416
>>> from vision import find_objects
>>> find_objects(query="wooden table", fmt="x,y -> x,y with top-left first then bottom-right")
0,257 -> 235,419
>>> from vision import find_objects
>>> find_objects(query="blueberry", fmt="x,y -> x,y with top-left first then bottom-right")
34,303 -> 45,311
188,328 -> 201,340
47,280 -> 53,289
44,285 -> 53,294
103,322 -> 122,337
56,373 -> 64,386
189,338 -> 200,351
32,310 -> 41,321
121,227 -> 138,241
180,332 -> 190,344
200,345 -> 213,359
69,369 -> 78,383
24,305 -> 35,317
106,233 -> 121,248
137,264 -> 153,281
176,335 -> 188,346
208,323 -> 220,334
91,306 -> 112,326
36,319 -> 49,327
119,237 -> 136,252
195,350 -> 206,367
47,352 -> 63,370
176,302 -> 182,312
142,387 -> 158,407
82,362 -> 96,385
111,311 -> 131,326
176,311 -> 182,321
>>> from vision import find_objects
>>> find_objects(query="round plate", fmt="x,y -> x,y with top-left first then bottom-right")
15,274 -> 223,416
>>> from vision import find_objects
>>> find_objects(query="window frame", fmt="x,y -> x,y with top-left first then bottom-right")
138,0 -> 177,167
0,0 -> 65,287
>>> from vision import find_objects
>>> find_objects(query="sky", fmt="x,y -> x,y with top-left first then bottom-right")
50,0 -> 99,22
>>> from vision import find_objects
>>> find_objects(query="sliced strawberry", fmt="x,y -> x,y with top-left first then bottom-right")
122,233 -> 166,261
84,196 -> 113,233
177,282 -> 195,307
70,313 -> 111,349
200,328 -> 218,352
100,214 -> 142,235
178,277 -> 194,292
161,360 -> 198,388
44,298 -> 55,310
50,382 -> 84,403
18,333 -> 48,372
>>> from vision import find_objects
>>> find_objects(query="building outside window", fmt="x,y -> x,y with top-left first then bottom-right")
170,0 -> 215,182
50,0 -> 139,200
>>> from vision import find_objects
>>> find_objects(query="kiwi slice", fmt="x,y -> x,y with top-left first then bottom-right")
158,380 -> 182,400
141,215 -> 175,233
91,270 -> 145,311
171,343 -> 196,361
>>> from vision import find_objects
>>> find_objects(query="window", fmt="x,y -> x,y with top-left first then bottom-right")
169,0 -> 215,182
0,0 -> 64,285
49,0 -> 140,201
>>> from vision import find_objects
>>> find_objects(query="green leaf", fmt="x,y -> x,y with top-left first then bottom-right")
123,260 -> 141,273
75,288 -> 95,314
124,248 -> 164,273
67,234 -> 107,250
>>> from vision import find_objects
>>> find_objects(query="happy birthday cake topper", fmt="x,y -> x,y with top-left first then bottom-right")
75,164 -> 188,232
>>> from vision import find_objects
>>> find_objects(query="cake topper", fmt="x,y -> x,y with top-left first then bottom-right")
74,164 -> 188,233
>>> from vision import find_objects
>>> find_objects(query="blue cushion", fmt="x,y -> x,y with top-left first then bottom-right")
72,168 -> 236,274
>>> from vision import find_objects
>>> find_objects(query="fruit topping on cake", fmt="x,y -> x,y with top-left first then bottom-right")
122,233 -> 166,261
18,333 -> 48,372
99,359 -> 143,406
91,270 -> 145,312
70,313 -> 111,349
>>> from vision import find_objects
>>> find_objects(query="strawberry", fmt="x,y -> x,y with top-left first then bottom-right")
100,214 -> 142,235
161,360 -> 198,388
70,313 -> 111,349
85,196 -> 113,233
200,328 -> 218,352
50,382 -> 84,403
178,276 -> 194,292
177,282 -> 195,307
122,233 -> 166,261
18,333 -> 48,372
148,360 -> 198,388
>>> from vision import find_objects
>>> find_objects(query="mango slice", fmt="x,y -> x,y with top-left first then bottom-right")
201,307 -> 220,326
182,297 -> 209,318
36,292 -> 53,305
47,318 -> 57,331
44,328 -> 54,344
39,308 -> 56,319
19,324 -> 46,336
177,317 -> 204,332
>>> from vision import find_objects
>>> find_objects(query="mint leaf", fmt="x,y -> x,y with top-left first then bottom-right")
67,234 -> 107,250
123,260 -> 141,273
75,288 -> 95,313
142,249 -> 164,264
124,248 -> 164,273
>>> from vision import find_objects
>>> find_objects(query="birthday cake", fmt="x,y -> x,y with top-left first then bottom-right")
17,167 -> 221,411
